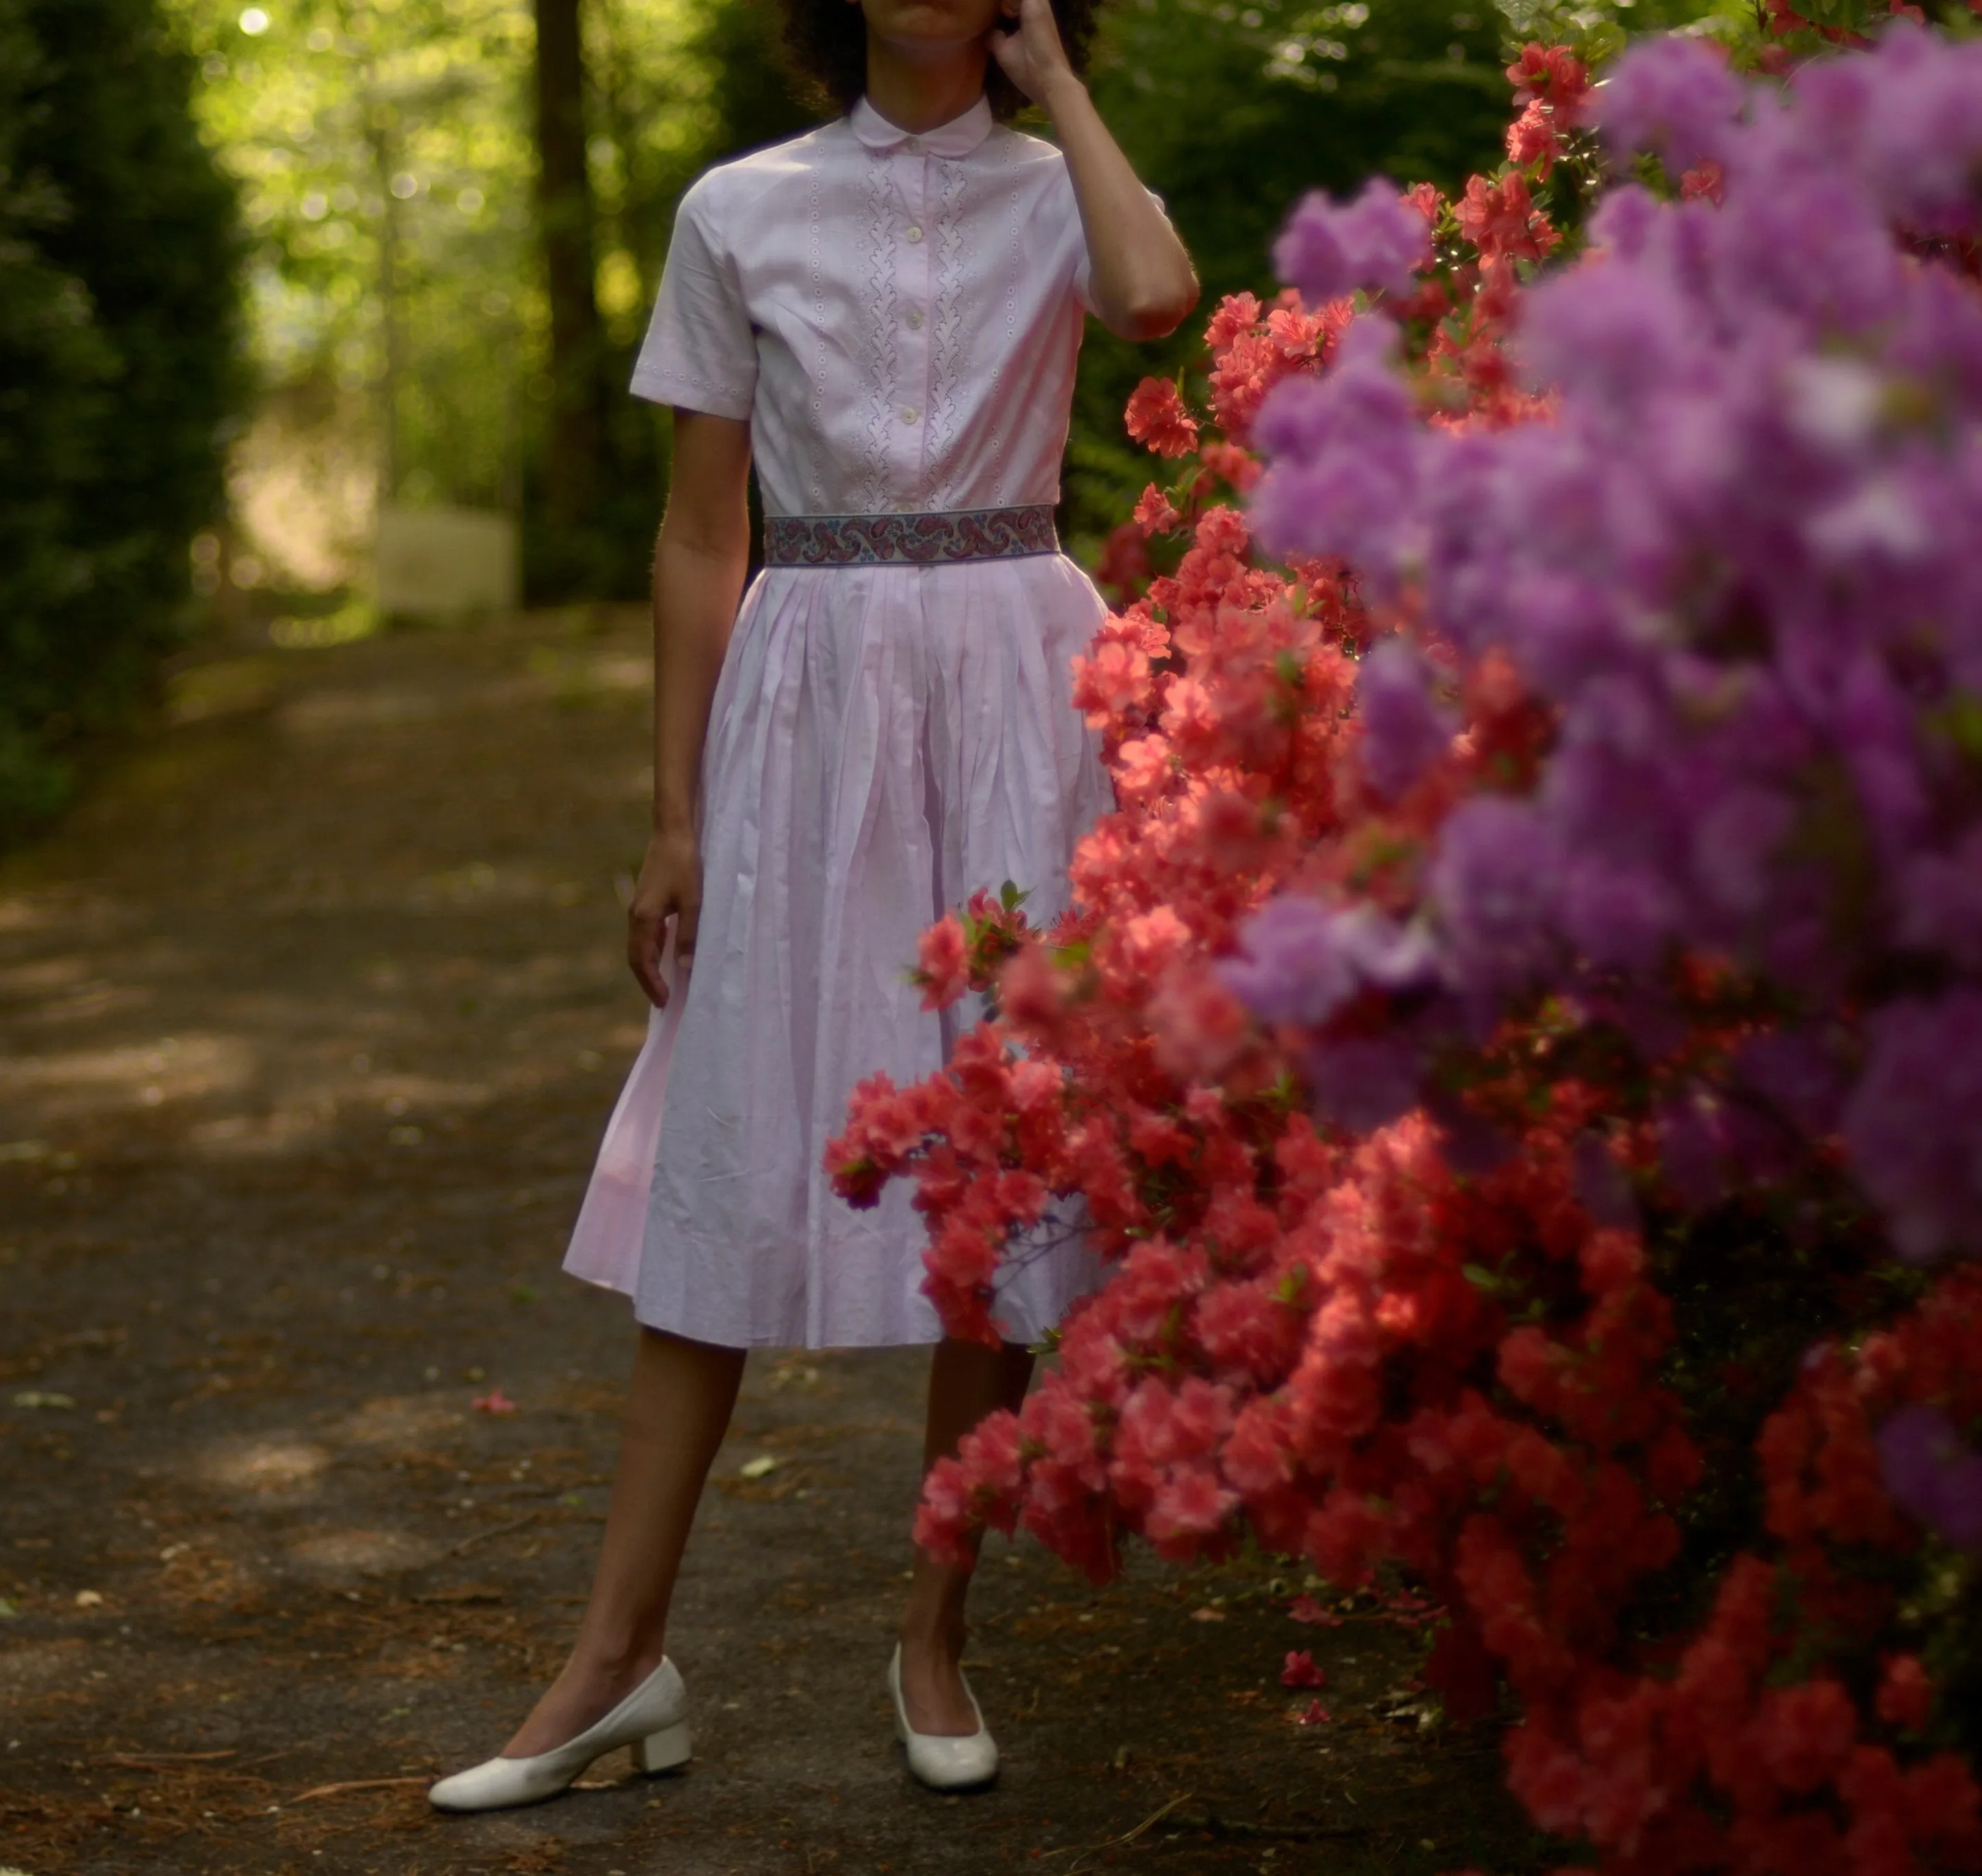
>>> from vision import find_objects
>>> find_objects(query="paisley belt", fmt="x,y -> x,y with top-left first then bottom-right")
763,503 -> 1059,567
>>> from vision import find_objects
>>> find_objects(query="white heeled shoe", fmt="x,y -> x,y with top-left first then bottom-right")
889,1644 -> 999,1791
428,1657 -> 691,1813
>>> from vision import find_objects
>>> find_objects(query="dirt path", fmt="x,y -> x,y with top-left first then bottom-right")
0,612 -> 1528,1876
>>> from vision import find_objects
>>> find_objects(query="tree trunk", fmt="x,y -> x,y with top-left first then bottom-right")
533,0 -> 602,530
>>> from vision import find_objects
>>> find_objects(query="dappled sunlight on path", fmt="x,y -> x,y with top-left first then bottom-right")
0,612 -> 1523,1875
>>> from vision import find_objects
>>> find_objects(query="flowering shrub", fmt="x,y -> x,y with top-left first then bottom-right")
829,18 -> 1982,1872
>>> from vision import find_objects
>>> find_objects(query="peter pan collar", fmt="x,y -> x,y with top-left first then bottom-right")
850,93 -> 994,157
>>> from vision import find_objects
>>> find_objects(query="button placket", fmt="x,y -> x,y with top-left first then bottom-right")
893,146 -> 934,503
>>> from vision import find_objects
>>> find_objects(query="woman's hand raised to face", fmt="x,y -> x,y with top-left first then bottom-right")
995,0 -> 1200,342
987,0 -> 1078,106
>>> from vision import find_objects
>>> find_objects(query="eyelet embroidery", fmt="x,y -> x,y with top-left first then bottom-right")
925,156 -> 970,509
853,149 -> 903,513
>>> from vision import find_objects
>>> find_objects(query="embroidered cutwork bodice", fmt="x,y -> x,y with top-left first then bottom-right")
632,95 -> 1098,518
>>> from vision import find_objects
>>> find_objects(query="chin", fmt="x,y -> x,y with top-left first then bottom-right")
863,0 -> 1005,42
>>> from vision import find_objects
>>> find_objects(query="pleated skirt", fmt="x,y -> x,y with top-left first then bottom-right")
562,553 -> 1113,1349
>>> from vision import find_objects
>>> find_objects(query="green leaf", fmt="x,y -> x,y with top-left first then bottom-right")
1573,18 -> 1628,66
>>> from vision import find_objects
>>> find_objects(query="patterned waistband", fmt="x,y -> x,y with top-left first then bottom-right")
763,504 -> 1059,568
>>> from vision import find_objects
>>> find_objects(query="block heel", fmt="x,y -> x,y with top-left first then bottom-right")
635,1720 -> 692,1774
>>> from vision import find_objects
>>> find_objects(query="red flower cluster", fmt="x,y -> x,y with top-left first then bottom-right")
1204,290 -> 1350,444
1122,376 -> 1198,458
826,36 -> 1982,1875
1505,41 -> 1589,113
1502,1271 -> 1982,1872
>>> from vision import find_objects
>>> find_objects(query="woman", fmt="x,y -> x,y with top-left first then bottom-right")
430,0 -> 1196,1810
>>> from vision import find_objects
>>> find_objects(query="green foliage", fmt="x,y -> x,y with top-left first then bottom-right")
0,0 -> 241,840
167,0 -> 549,510
169,0 -> 812,599
171,0 -> 1692,610
1066,0 -> 1533,549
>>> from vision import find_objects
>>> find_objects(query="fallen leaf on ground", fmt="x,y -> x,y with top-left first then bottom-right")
1287,1594 -> 1344,1627
1280,1650 -> 1326,1689
739,1454 -> 778,1481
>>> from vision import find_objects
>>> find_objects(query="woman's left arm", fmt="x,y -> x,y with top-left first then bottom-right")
992,0 -> 1199,342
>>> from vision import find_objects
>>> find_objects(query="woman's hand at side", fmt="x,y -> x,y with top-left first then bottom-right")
627,823 -> 704,1008
629,407 -> 753,1008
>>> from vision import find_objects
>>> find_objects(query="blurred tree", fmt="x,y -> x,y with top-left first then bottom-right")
0,0 -> 241,841
169,0 -> 733,603
691,0 -> 821,159
534,0 -> 606,535
169,0 -> 543,541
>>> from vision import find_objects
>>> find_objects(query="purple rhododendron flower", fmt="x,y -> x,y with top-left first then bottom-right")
1559,856 -> 1681,973
1274,177 -> 1430,305
1247,27 -> 1982,1271
1328,904 -> 1442,993
1657,1097 -> 1732,1213
1594,35 -> 1745,173
1304,1031 -> 1426,1134
1426,797 -> 1563,995
1801,24 -> 1982,237
1520,260 -> 1702,422
1730,1031 -> 1845,1136
1221,899 -> 1439,1029
1253,319 -> 1423,584
1876,1405 -> 1982,1552
1583,183 -> 1663,262
1356,639 -> 1456,801
1899,830 -> 1982,971
1689,786 -> 1796,920
1219,895 -> 1355,1027
1842,992 -> 1982,1262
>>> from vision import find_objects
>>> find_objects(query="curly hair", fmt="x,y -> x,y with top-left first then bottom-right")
777,0 -> 1101,123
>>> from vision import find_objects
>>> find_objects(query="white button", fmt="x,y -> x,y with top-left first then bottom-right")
900,405 -> 919,425
905,225 -> 924,244
906,136 -> 922,153
905,308 -> 924,330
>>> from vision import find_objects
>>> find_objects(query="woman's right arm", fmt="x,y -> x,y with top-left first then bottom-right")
628,408 -> 754,1008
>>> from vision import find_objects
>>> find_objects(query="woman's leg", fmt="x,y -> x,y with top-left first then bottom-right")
504,1326 -> 746,1758
895,1336 -> 1035,1735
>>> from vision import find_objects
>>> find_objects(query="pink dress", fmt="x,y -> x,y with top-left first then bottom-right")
562,95 -> 1121,1349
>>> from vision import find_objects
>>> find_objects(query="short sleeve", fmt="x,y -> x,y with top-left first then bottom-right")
630,176 -> 758,419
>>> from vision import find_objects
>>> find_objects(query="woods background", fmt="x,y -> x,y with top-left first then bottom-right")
1,0 -> 1547,842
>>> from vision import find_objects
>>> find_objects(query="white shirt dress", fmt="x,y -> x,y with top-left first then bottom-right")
560,95 -> 1124,1349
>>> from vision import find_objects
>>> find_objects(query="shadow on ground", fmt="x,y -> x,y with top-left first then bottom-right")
0,612 -> 1536,1875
